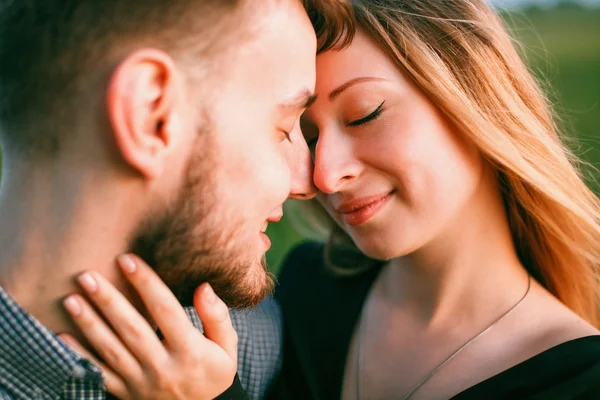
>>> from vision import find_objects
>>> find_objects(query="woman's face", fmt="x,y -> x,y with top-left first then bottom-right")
301,29 -> 485,260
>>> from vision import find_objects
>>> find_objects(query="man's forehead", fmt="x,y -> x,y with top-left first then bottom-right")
278,89 -> 318,112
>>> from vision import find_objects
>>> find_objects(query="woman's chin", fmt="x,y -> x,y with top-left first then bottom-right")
353,235 -> 422,262
355,241 -> 400,262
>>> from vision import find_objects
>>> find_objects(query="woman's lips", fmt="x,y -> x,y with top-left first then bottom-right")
337,191 -> 395,226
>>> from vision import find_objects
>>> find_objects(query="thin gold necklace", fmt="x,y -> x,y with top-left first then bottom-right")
356,275 -> 532,400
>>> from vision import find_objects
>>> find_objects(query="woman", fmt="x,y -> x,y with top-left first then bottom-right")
62,0 -> 600,399
272,0 -> 600,398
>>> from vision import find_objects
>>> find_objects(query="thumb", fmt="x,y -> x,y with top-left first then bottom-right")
194,283 -> 238,365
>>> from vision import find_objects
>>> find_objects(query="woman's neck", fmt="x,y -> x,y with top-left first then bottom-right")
383,173 -> 529,328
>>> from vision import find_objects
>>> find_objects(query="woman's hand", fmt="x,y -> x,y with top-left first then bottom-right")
60,254 -> 238,400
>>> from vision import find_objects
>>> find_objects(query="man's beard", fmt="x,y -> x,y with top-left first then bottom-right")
129,141 -> 274,309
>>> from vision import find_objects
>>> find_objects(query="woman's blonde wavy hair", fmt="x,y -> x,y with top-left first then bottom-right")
293,0 -> 600,327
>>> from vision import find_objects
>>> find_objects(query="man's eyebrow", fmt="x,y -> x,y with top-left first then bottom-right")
329,77 -> 387,101
278,89 -> 318,111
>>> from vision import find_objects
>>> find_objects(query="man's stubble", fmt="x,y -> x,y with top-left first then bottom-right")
130,129 -> 274,310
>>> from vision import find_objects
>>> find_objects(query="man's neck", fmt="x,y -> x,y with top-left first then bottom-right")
0,164 -> 145,336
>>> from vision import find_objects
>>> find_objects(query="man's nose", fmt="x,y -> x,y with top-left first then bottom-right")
288,129 -> 318,200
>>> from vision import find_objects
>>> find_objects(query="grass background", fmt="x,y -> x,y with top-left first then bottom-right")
0,5 -> 598,274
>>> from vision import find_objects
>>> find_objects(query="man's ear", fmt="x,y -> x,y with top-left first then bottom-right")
106,49 -> 182,179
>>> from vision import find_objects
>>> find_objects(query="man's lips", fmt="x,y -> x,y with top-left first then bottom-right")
261,211 -> 283,233
267,214 -> 283,223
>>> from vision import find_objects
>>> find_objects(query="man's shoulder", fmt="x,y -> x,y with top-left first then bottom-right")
229,296 -> 282,347
185,297 -> 282,337
0,386 -> 14,400
185,297 -> 283,400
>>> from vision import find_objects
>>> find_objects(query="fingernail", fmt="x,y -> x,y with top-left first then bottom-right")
204,283 -> 217,304
63,296 -> 82,316
77,272 -> 98,293
118,254 -> 137,274
58,333 -> 73,345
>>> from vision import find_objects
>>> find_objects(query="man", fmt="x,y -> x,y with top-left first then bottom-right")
0,0 -> 349,398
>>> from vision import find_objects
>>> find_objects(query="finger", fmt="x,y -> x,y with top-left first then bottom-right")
194,283 -> 238,364
116,254 -> 197,349
63,294 -> 143,383
59,333 -> 129,399
75,270 -> 168,365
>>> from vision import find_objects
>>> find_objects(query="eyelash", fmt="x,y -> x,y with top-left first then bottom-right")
306,101 -> 385,155
347,101 -> 385,127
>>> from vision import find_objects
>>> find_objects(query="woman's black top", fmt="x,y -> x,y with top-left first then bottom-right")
270,242 -> 600,399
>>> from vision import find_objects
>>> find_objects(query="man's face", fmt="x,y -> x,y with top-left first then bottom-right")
132,0 -> 317,309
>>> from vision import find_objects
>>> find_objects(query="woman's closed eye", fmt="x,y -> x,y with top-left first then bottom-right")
304,101 -> 386,161
347,101 -> 385,127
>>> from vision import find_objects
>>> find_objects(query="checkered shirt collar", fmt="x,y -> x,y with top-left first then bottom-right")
0,285 -> 103,399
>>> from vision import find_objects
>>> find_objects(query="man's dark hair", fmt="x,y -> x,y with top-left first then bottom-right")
0,0 -> 253,158
0,0 -> 354,159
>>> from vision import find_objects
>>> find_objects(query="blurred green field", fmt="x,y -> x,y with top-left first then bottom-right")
0,6 -> 599,274
505,6 -> 600,163
265,6 -> 600,272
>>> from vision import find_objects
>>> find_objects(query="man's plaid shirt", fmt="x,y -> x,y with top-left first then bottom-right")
0,286 -> 283,399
